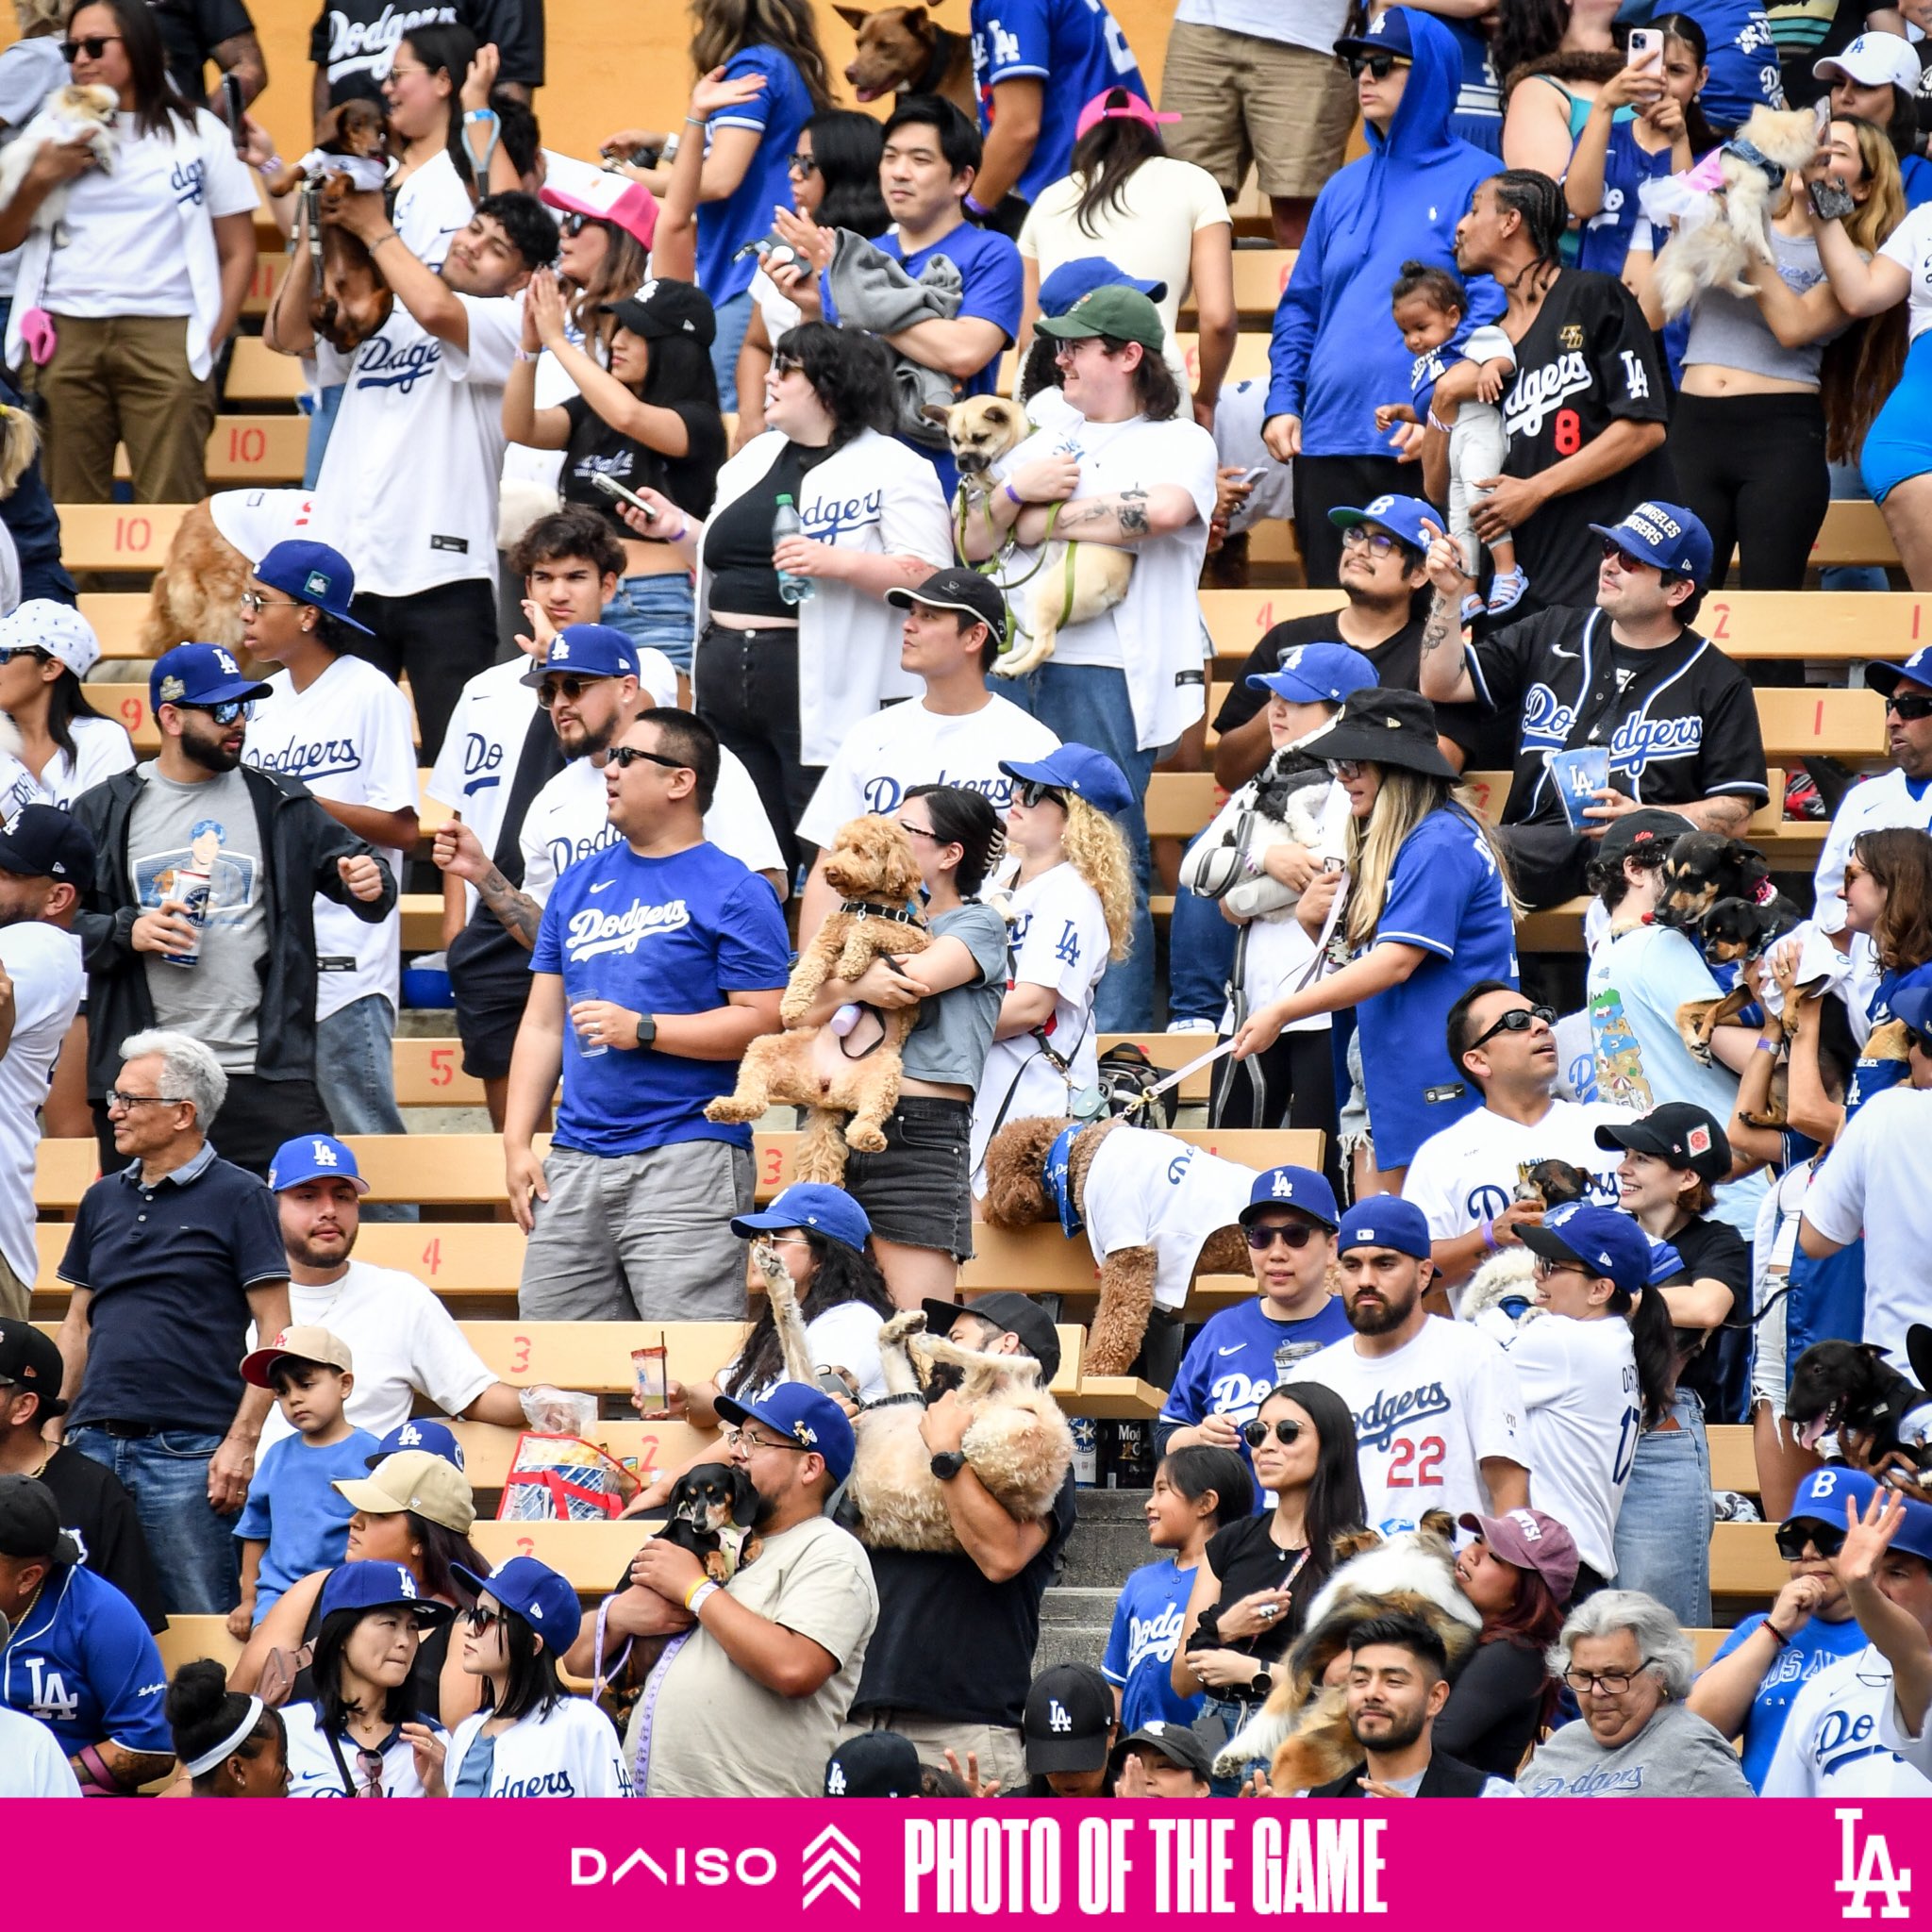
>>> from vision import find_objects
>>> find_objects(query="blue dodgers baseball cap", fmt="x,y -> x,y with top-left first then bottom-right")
1240,1164 -> 1341,1230
1782,1465 -> 1879,1533
1335,5 -> 1417,59
1645,1236 -> 1684,1284
1037,255 -> 1168,319
150,641 -> 275,712
1336,1196 -> 1432,1258
366,1418 -> 466,1472
318,1559 -> 454,1625
268,1133 -> 372,1195
1587,500 -> 1715,587
999,742 -> 1136,818
1247,641 -> 1379,709
1885,966 -> 1932,1039
255,539 -> 375,634
1327,492 -> 1440,552
713,1381 -> 857,1484
1891,1498 -> 1932,1564
451,1554 -> 580,1638
520,622 -> 641,690
1865,647 -> 1932,697
1517,1202 -> 1653,1296
731,1182 -> 873,1254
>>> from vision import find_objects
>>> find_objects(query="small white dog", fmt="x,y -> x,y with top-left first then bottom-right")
0,84 -> 118,242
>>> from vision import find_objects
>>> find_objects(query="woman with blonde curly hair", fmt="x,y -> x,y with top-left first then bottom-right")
971,745 -> 1136,1192
1234,689 -> 1518,1192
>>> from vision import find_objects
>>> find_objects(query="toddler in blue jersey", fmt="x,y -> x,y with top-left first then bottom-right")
1102,1445 -> 1255,1732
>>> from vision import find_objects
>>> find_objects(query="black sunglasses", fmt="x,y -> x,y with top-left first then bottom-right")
536,674 -> 610,708
1348,52 -> 1407,78
463,1603 -> 501,1633
1774,1521 -> 1846,1561
1466,1004 -> 1557,1052
608,744 -> 690,773
786,152 -> 819,175
1016,780 -> 1067,810
1241,1418 -> 1307,1448
61,32 -> 122,58
1245,1222 -> 1318,1251
180,699 -> 254,726
1886,692 -> 1932,721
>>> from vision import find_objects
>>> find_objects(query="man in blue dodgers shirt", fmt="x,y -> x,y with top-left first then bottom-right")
505,708 -> 789,1324
1157,1165 -> 1352,1508
0,1474 -> 173,1795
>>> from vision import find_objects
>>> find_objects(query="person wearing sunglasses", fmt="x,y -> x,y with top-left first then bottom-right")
1688,1464 -> 1878,1788
0,602 -> 130,813
67,641 -> 394,1178
1159,1166 -> 1351,1490
419,1555 -> 629,1796
1405,980 -> 1627,1305
1832,829 -> 1932,1122
1171,1380 -> 1367,1781
278,1558 -> 452,1797
1519,1587 -> 1751,1794
1257,10 -> 1503,590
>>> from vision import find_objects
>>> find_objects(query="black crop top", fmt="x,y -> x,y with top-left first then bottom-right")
703,440 -> 831,620
558,394 -> 724,539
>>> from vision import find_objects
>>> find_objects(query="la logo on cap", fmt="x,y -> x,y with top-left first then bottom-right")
1369,11 -> 1389,29
1048,1700 -> 1073,1734
1281,646 -> 1305,671
215,648 -> 240,675
1271,1172 -> 1295,1197
396,1568 -> 418,1598
827,1763 -> 847,1794
553,639 -> 571,659
398,1422 -> 423,1445
311,1140 -> 338,1167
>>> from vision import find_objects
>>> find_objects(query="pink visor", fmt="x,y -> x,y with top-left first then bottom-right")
1074,88 -> 1180,142
540,173 -> 658,251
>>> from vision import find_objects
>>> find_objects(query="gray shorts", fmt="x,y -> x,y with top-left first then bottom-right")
517,1139 -> 754,1323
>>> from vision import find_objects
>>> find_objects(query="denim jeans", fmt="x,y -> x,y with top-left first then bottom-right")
1199,1690 -> 1267,1797
709,291 -> 755,411
1823,456 -> 1889,592
604,572 -> 696,675
303,381 -> 345,488
1611,1389 -> 1711,1628
1168,870 -> 1239,1026
316,994 -> 417,1222
1005,660 -> 1158,1028
68,1424 -> 237,1614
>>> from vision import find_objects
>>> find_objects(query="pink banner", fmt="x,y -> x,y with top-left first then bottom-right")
9,1800 -> 1929,1927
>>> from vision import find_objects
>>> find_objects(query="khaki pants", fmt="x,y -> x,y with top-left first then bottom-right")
0,1245 -> 25,1321
38,313 -> 216,503
839,1710 -> 1027,1794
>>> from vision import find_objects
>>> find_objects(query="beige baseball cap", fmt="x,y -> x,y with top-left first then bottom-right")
240,1324 -> 354,1388
333,1450 -> 476,1533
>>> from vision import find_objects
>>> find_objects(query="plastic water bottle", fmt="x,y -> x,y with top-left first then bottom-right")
774,493 -> 815,605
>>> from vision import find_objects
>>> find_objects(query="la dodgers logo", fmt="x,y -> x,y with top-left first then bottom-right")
1352,1381 -> 1455,1452
1838,1807 -> 1911,1919
1047,1699 -> 1073,1734
566,897 -> 692,962
1503,352 -> 1592,438
310,1140 -> 338,1167
357,335 -> 443,392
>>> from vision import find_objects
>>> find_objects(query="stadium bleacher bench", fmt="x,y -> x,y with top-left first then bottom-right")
226,336 -> 308,405
1178,249 -> 1295,325
113,416 -> 307,489
56,504 -> 190,575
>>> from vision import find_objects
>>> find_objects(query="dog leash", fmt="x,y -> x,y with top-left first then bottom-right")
953,493 -> 1077,661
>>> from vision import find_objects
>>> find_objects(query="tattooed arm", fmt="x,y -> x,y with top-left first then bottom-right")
433,819 -> 541,948
1416,518 -> 1478,704
1013,484 -> 1199,548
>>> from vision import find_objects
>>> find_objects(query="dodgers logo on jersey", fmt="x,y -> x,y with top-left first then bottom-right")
1125,1602 -> 1187,1674
1207,1369 -> 1275,1419
1351,1381 -> 1455,1453
250,736 -> 366,783
565,896 -> 692,962
1502,352 -> 1592,439
461,732 -> 503,794
1606,706 -> 1704,776
356,334 -> 443,393
799,488 -> 883,544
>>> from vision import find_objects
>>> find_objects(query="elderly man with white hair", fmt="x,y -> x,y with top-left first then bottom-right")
50,1029 -> 291,1616
1518,1591 -> 1753,1796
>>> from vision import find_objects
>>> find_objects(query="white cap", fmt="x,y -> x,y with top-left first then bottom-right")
1814,31 -> 1921,94
0,599 -> 99,677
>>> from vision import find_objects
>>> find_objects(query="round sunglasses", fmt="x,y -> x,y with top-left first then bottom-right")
1241,1418 -> 1307,1448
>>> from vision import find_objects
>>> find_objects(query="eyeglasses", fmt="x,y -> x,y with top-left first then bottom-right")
1347,53 -> 1408,79
1563,1662 -> 1655,1695
462,1603 -> 501,1633
536,675 -> 610,708
1245,1222 -> 1318,1251
1885,692 -> 1932,721
1016,780 -> 1067,810
1326,758 -> 1366,780
106,1091 -> 189,1110
1531,1256 -> 1591,1284
174,699 -> 254,726
385,62 -> 431,80
356,1746 -> 387,1798
722,1425 -> 809,1454
1340,524 -> 1402,555
239,591 -> 301,612
1464,1004 -> 1557,1052
60,32 -> 122,58
771,355 -> 804,376
1241,1418 -> 1307,1448
608,743 -> 690,773
786,152 -> 819,175
1774,1521 -> 1846,1561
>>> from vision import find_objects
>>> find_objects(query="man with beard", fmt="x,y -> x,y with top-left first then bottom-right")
1304,1613 -> 1519,1796
71,644 -> 395,1174
1299,1197 -> 1530,1535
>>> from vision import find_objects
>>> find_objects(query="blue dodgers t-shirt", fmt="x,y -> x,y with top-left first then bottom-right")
1707,1610 -> 1870,1790
1673,0 -> 1783,128
970,0 -> 1147,202
1158,1294 -> 1353,1506
1358,806 -> 1519,1170
531,839 -> 791,1157
696,44 -> 814,308
1575,120 -> 1679,276
234,1425 -> 382,1620
1104,1557 -> 1206,1730
2,1562 -> 171,1756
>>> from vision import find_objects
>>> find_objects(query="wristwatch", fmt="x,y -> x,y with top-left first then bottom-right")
1249,1667 -> 1274,1699
929,1450 -> 966,1482
636,1014 -> 657,1047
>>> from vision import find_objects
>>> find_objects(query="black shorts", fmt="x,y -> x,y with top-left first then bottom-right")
843,1095 -> 974,1259
449,910 -> 534,1080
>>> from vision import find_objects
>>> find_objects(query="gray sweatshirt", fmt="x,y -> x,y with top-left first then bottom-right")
1519,1702 -> 1753,1797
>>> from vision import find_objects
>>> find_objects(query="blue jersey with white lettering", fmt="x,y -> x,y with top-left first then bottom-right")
530,839 -> 791,1157
1158,1295 -> 1354,1503
970,0 -> 1147,203
1707,1609 -> 1870,1790
693,44 -> 815,308
1103,1557 -> 1204,1730
1,1562 -> 170,1756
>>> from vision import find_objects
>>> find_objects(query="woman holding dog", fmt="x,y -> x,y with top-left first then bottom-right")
1836,824 -> 1932,1110
1232,687 -> 1519,1190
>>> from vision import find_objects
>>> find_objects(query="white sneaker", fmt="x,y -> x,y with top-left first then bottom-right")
1165,1018 -> 1218,1034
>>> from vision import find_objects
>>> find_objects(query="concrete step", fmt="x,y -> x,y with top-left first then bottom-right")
1060,1484 -> 1155,1590
1035,1585 -> 1115,1673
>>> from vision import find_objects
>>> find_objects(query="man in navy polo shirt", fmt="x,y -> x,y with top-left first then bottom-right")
52,1030 -> 291,1615
506,708 -> 790,1324
1158,1165 -> 1352,1504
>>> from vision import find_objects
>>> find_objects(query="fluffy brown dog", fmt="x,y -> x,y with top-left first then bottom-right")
834,2 -> 977,117
1214,1516 -> 1482,1787
706,815 -> 933,1180
139,499 -> 252,655
982,1115 -> 1253,1375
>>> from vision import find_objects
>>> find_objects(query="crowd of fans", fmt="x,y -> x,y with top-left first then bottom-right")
0,0 -> 1926,1805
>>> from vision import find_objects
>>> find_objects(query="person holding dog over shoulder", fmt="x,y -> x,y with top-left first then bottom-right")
968,743 -> 1135,1190
1159,1166 -> 1354,1496
1231,687 -> 1520,1187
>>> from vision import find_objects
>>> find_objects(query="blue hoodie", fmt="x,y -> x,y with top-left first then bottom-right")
1264,10 -> 1505,459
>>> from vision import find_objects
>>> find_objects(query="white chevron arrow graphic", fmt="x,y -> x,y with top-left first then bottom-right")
802,1825 -> 861,1908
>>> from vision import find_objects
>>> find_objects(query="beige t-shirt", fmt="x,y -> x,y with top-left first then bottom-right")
1019,157 -> 1231,383
637,1513 -> 880,1796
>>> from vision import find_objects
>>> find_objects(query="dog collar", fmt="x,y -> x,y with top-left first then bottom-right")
914,24 -> 957,95
1044,1122 -> 1083,1239
1722,135 -> 1787,190
862,1391 -> 926,1411
838,898 -> 927,926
